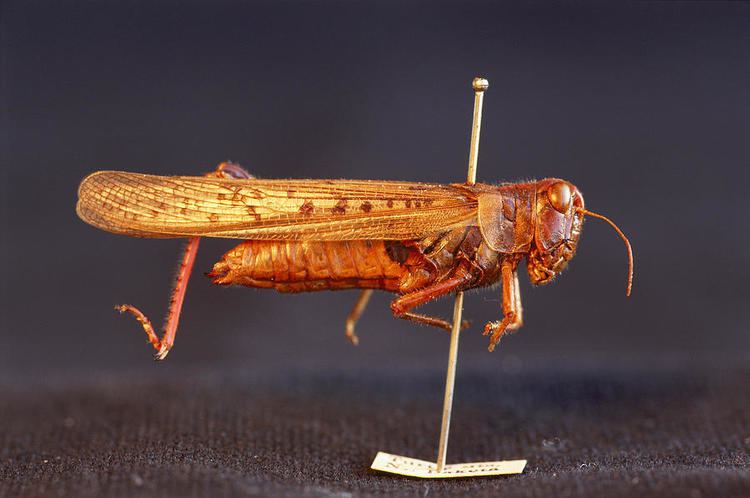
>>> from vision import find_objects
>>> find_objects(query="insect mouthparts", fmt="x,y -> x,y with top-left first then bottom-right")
577,208 -> 634,297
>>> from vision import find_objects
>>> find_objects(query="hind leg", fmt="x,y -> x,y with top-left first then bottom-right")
213,161 -> 255,180
117,162 -> 254,360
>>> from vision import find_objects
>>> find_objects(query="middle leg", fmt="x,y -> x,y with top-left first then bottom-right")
345,288 -> 469,345
390,269 -> 475,332
345,289 -> 373,346
399,311 -> 470,332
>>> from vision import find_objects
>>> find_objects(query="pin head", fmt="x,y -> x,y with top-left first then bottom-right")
472,77 -> 489,92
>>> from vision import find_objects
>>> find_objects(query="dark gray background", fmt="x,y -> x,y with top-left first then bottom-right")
2,0 -> 748,376
1,3 -> 750,496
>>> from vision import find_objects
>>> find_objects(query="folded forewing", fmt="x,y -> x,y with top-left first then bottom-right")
77,171 -> 478,240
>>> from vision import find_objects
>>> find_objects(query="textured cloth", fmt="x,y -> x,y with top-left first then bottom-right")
1,362 -> 748,498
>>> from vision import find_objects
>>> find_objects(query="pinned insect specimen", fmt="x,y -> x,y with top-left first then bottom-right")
76,95 -> 633,362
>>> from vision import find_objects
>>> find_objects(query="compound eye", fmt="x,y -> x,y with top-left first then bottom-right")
547,181 -> 572,213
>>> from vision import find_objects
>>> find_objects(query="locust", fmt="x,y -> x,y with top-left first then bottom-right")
76,160 -> 633,360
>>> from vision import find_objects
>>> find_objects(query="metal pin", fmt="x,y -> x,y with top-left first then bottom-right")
436,291 -> 465,472
372,77 -> 523,478
436,77 -> 488,472
466,77 -> 488,185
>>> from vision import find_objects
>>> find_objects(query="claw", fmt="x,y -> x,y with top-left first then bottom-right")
155,343 -> 172,361
482,321 -> 497,336
345,327 -> 360,346
483,320 -> 506,352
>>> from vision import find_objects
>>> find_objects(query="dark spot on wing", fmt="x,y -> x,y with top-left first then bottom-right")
299,200 -> 315,216
360,201 -> 373,213
332,199 -> 347,215
387,199 -> 394,208
405,200 -> 412,208
247,206 -> 261,220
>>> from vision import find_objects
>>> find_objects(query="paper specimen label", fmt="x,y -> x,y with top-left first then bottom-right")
371,452 -> 527,479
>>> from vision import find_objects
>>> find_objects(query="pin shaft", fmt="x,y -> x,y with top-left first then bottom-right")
436,77 -> 488,472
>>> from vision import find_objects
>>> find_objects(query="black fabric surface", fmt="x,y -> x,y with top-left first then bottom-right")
2,2 -> 749,497
2,361 -> 748,498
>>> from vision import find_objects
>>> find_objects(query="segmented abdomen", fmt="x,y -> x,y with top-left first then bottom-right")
208,240 -> 418,293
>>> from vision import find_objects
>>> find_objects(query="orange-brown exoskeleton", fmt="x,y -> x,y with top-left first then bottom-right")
76,162 -> 633,360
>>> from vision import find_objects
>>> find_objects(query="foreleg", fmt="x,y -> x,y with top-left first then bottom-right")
482,260 -> 523,352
